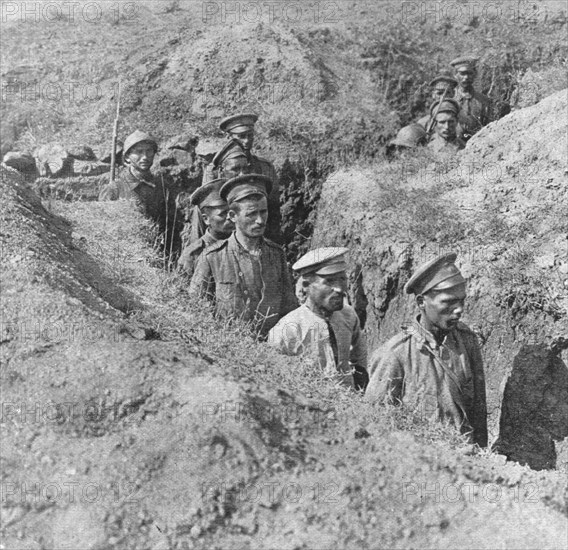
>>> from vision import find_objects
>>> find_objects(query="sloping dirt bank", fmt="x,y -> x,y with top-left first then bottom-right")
311,89 -> 568,471
1,162 -> 567,547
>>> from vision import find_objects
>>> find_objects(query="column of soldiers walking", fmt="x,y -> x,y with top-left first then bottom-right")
97,55 -> 493,448
387,56 -> 493,156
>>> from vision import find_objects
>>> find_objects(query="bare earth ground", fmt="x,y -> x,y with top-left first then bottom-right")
1,1 -> 568,548
1,162 -> 567,548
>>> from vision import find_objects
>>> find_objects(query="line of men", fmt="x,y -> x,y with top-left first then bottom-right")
387,56 -> 493,157
99,145 -> 487,445
97,71 -> 489,446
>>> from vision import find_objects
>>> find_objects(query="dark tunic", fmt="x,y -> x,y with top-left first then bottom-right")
189,233 -> 297,335
454,88 -> 493,140
366,316 -> 488,446
177,230 -> 219,279
99,168 -> 181,255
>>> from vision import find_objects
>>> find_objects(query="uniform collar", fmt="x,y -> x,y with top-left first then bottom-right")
403,315 -> 450,350
124,167 -> 156,190
229,232 -> 266,254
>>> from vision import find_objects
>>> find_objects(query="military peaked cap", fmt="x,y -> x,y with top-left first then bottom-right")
190,178 -> 227,208
293,247 -> 349,276
430,98 -> 461,117
220,174 -> 272,204
450,56 -> 479,70
219,113 -> 259,134
429,75 -> 458,87
405,252 -> 466,295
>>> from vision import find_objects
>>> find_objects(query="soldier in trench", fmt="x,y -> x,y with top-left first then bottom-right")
366,253 -> 488,446
189,174 -> 296,337
98,130 -> 182,258
268,247 -> 368,391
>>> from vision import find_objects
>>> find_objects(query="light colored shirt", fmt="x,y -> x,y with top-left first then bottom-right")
366,316 -> 487,446
267,303 -> 367,388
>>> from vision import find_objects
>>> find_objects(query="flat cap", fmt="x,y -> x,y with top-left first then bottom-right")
405,252 -> 466,295
430,98 -> 460,117
430,75 -> 458,87
293,247 -> 349,276
212,138 -> 247,169
220,173 -> 272,204
219,113 -> 258,134
190,178 -> 227,208
123,130 -> 158,157
450,56 -> 479,70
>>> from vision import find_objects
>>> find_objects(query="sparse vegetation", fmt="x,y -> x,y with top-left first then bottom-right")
1,2 -> 567,546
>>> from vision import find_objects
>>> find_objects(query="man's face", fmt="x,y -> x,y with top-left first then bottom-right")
432,82 -> 455,100
455,68 -> 475,89
306,272 -> 347,315
420,284 -> 466,331
434,112 -> 457,140
229,196 -> 267,239
202,204 -> 234,238
125,141 -> 156,173
222,156 -> 248,179
230,128 -> 254,153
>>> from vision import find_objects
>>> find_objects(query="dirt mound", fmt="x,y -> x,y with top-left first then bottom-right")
2,157 -> 567,548
311,89 -> 568,469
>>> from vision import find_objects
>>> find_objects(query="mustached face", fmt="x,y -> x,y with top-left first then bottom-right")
419,284 -> 466,331
228,196 -> 268,239
434,112 -> 457,140
456,68 -> 475,89
306,272 -> 347,314
202,204 -> 234,238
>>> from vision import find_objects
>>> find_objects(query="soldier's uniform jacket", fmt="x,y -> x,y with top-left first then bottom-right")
178,230 -> 220,279
99,168 -> 181,254
267,303 -> 367,388
454,88 -> 493,139
189,233 -> 297,335
427,133 -> 466,153
99,168 -> 170,222
365,316 -> 488,447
